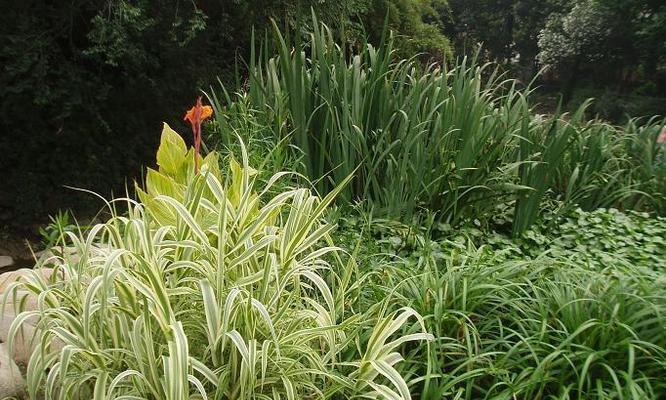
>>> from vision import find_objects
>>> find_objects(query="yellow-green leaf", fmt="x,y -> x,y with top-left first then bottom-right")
156,123 -> 188,176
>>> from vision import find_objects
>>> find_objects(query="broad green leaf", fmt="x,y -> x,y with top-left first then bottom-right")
156,123 -> 188,176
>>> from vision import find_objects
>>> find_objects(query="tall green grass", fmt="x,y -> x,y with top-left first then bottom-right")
208,15 -> 665,234
357,234 -> 666,399
555,116 -> 666,214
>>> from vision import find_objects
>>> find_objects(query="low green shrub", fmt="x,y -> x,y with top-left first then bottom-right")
333,209 -> 666,399
394,253 -> 666,399
515,208 -> 666,268
335,205 -> 666,271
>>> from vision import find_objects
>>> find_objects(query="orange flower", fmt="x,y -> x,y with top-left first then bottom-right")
184,101 -> 213,125
183,97 -> 213,173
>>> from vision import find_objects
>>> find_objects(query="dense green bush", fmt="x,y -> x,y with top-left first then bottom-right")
446,0 -> 666,120
566,87 -> 666,122
1,1 -> 211,230
359,0 -> 452,62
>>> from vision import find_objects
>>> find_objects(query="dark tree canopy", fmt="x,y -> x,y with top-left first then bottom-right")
445,0 -> 666,116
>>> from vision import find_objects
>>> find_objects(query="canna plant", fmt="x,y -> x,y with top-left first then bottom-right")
183,96 -> 214,174
7,123 -> 432,399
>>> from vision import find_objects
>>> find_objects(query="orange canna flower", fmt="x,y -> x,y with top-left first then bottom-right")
184,97 -> 213,174
184,101 -> 213,125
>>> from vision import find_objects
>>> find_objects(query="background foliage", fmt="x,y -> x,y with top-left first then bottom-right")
0,0 -> 451,233
2,0 -> 665,241
446,0 -> 666,116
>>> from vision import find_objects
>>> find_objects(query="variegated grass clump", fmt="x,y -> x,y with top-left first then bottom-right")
6,124 -> 431,399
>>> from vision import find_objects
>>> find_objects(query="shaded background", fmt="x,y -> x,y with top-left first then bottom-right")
1,0 -> 664,246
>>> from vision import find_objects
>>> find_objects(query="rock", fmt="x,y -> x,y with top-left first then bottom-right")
0,308 -> 65,367
33,249 -> 47,259
0,312 -> 41,366
0,255 -> 13,269
0,268 -> 58,293
0,266 -> 67,384
1,291 -> 40,325
36,246 -> 81,267
0,343 -> 25,399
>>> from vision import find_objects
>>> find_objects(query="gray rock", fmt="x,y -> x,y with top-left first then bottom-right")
0,310 -> 64,368
0,312 -> 40,366
37,246 -> 81,267
0,255 -> 13,269
0,268 -> 58,293
0,342 -> 25,399
1,291 -> 40,325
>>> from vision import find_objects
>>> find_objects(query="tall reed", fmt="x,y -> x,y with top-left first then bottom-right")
208,14 -> 666,234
